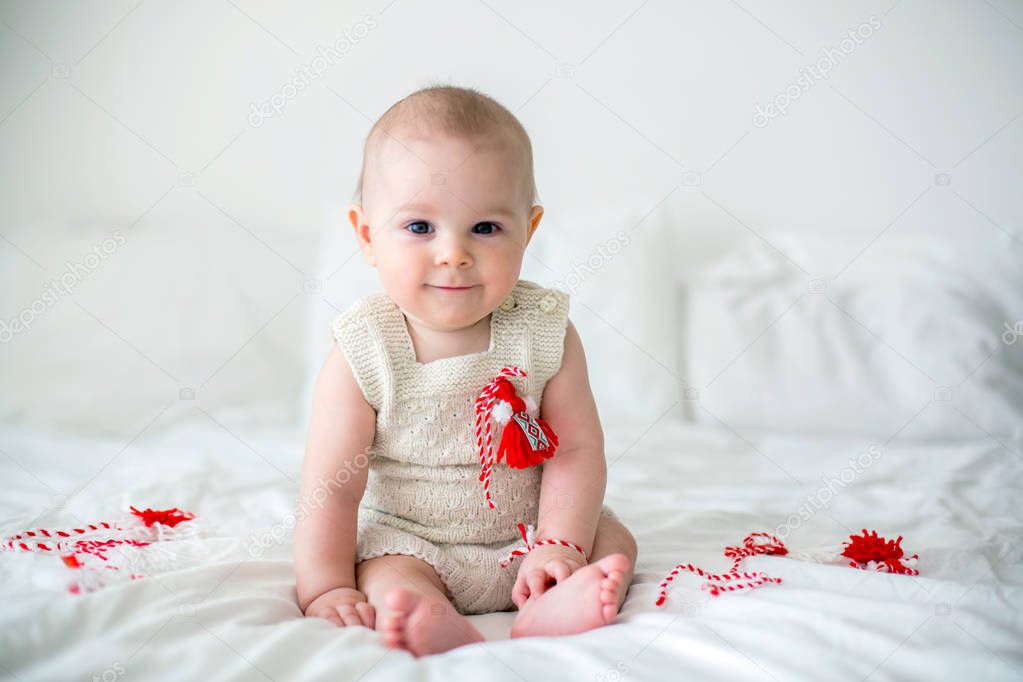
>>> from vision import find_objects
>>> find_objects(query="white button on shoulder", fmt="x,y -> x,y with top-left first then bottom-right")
538,292 -> 558,314
500,294 -> 517,311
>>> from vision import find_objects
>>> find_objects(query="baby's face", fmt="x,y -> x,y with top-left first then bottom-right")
351,126 -> 542,333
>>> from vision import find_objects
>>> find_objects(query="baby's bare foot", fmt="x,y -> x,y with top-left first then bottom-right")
510,553 -> 631,638
380,588 -> 485,656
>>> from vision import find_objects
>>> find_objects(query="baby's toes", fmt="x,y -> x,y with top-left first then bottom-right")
597,553 -> 632,576
600,569 -> 622,593
381,616 -> 406,648
385,587 -> 418,616
599,581 -> 619,607
600,599 -> 619,624
382,588 -> 422,649
380,611 -> 404,633
599,571 -> 625,623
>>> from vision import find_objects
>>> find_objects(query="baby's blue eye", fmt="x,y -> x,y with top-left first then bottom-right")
406,221 -> 431,235
473,222 -> 499,234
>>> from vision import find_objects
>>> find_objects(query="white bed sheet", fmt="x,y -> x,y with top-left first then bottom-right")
1,414 -> 1021,681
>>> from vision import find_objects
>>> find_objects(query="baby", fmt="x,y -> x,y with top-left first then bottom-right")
293,84 -> 638,657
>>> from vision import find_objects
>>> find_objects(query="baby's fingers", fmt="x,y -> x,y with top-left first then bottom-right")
335,604 -> 365,628
525,569 -> 549,599
306,602 -> 346,627
512,575 -> 530,608
546,558 -> 572,584
315,608 -> 345,627
355,601 -> 376,629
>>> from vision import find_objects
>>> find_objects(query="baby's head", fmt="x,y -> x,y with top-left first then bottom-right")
348,85 -> 543,333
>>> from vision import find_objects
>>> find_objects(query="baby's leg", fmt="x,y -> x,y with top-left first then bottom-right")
356,554 -> 484,656
510,513 -> 637,638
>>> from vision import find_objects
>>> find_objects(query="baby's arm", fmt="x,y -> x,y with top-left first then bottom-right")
534,320 -> 607,552
293,343 -> 376,622
512,320 -> 606,605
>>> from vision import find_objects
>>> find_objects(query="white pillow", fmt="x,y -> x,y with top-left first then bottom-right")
1,218 -> 308,439
681,231 -> 1023,440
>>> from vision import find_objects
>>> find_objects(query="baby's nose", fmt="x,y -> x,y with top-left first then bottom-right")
434,235 -> 473,267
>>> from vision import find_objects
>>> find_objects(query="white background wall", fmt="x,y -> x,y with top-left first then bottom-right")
1,0 -> 1021,444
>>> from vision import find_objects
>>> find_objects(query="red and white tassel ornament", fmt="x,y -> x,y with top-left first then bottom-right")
839,528 -> 919,575
785,529 -> 920,575
655,528 -> 920,606
474,366 -> 559,510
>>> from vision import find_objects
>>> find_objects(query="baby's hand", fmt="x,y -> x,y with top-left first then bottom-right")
304,586 -> 376,629
512,545 -> 587,608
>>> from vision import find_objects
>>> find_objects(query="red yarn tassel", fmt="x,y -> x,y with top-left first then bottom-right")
841,529 -> 919,575
129,506 -> 195,528
497,413 -> 559,468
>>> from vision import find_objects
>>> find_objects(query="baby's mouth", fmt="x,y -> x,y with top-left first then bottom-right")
429,284 -> 477,291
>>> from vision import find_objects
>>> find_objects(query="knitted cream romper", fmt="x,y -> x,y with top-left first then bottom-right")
331,278 -> 617,615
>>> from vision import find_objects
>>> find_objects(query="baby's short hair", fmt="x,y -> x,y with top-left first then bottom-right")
354,84 -> 537,208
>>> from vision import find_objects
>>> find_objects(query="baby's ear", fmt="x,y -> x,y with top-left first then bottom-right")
526,204 -> 544,244
347,203 -> 376,266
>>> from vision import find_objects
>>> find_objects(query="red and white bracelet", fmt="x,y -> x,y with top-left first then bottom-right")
499,522 -> 588,568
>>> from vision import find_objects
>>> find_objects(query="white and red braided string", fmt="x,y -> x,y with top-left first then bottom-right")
4,520 -> 118,551
1,506 -> 198,594
473,365 -> 527,510
499,522 -> 588,568
2,507 -> 195,553
655,532 -> 787,605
